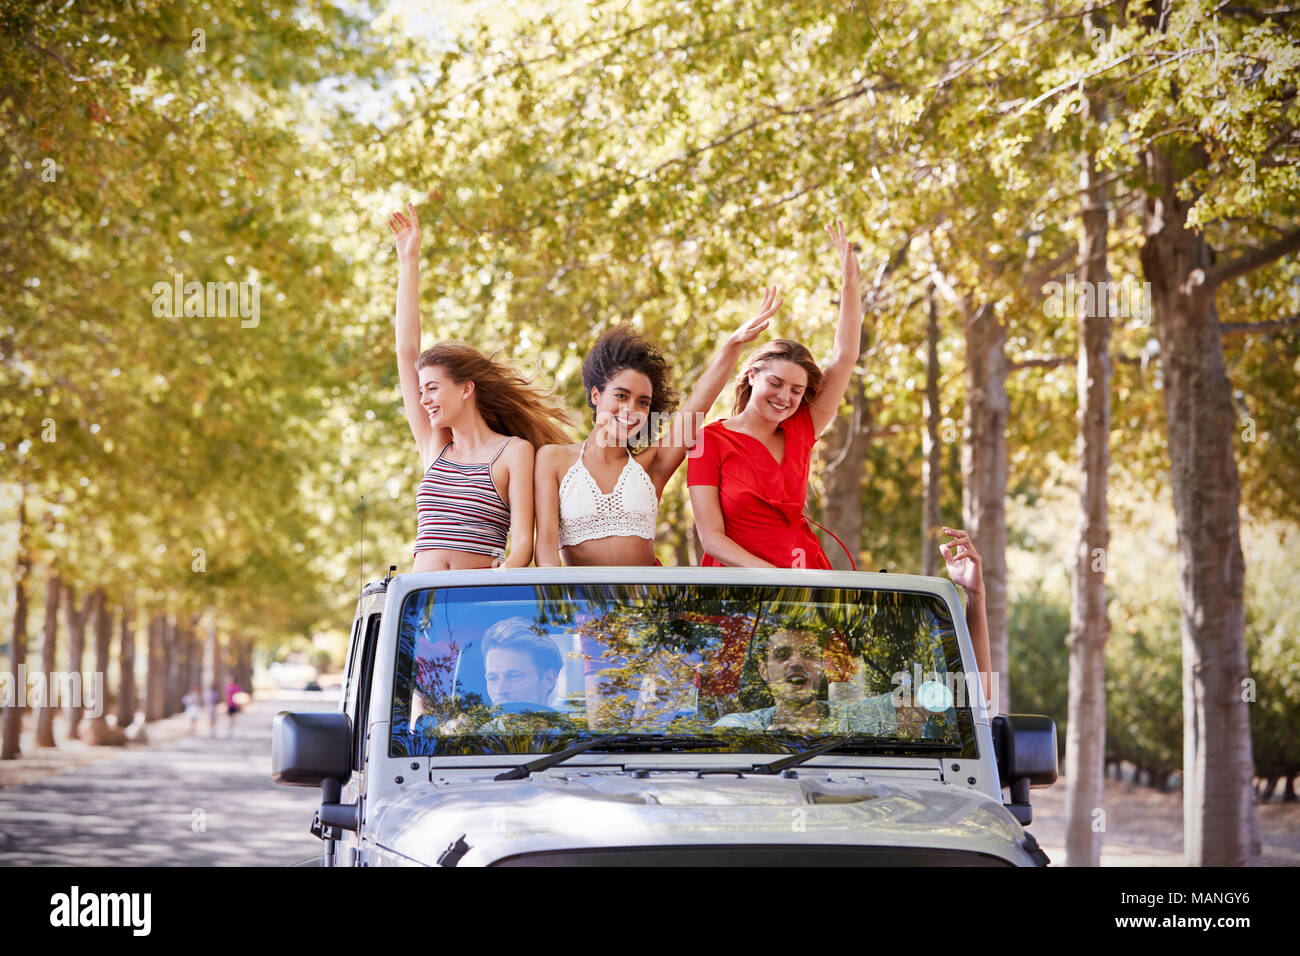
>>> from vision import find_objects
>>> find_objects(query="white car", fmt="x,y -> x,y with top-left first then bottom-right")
273,567 -> 1057,866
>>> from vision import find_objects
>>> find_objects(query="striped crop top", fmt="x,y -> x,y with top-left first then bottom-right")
414,439 -> 513,558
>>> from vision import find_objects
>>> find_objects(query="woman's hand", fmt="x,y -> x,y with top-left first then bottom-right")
940,526 -> 984,596
805,219 -> 863,436
725,285 -> 781,349
941,525 -> 992,710
688,484 -> 778,568
388,201 -> 421,268
393,199 -> 435,456
645,285 -> 781,482
827,218 -> 860,287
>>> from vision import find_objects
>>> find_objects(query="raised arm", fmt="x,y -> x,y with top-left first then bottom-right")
646,287 -> 782,488
532,446 -> 564,567
689,484 -> 777,568
940,527 -> 994,712
389,202 -> 448,465
806,219 -> 862,436
499,439 -> 536,569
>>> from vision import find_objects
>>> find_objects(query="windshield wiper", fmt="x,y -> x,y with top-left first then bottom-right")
494,734 -> 720,781
752,736 -> 962,775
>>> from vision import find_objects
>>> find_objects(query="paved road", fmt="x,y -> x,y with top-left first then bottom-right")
0,695 -> 332,866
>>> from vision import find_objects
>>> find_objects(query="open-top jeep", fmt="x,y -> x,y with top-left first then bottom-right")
273,567 -> 1057,866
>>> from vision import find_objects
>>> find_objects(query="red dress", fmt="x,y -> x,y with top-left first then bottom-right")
686,402 -> 831,569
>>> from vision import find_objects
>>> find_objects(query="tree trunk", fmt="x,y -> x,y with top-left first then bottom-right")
962,299 -> 1009,714
234,638 -> 253,695
816,242 -> 909,572
1064,144 -> 1113,868
90,594 -> 112,726
34,572 -> 61,747
117,596 -> 135,729
1140,143 -> 1257,866
921,281 -> 943,576
672,501 -> 692,567
818,383 -> 873,570
818,304 -> 877,572
78,589 -> 105,733
686,510 -> 702,566
1,490 -> 31,760
183,616 -> 198,702
64,583 -> 93,739
209,626 -> 224,698
189,618 -> 201,700
163,615 -> 178,717
1257,776 -> 1277,803
146,613 -> 166,722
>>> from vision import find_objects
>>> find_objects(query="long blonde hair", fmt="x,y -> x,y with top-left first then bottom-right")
417,342 -> 573,447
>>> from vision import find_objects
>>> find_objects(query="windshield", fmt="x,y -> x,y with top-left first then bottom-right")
389,583 -> 979,759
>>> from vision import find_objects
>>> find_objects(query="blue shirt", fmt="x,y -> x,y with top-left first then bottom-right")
712,695 -> 898,734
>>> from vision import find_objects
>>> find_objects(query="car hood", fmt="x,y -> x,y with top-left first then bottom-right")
366,770 -> 1033,866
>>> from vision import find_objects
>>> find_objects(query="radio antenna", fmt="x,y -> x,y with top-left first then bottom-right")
359,494 -> 365,596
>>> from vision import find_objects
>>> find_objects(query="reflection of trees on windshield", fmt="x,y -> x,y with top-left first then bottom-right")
536,584 -> 961,740
536,584 -> 767,734
391,599 -> 421,750
732,586 -> 957,692
390,583 -> 970,757
576,608 -> 720,733
392,590 -> 496,756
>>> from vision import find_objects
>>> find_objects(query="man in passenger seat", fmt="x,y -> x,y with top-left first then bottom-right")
712,625 -> 897,735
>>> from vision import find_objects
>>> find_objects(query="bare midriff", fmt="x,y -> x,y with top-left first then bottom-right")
560,534 -> 657,567
412,549 -> 499,572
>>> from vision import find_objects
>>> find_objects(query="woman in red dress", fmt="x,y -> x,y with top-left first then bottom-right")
687,220 -> 860,570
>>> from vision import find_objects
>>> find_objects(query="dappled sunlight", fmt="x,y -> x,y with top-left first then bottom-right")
0,698 -> 325,866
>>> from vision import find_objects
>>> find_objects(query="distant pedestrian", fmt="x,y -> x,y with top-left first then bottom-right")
224,679 -> 242,737
182,685 -> 202,732
205,685 -> 220,736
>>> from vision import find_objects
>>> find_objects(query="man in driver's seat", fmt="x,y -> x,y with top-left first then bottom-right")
482,618 -> 563,710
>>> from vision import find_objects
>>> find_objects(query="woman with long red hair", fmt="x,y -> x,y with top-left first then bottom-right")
389,202 -> 571,571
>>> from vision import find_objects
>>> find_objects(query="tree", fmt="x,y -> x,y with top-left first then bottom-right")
33,570 -> 60,746
62,582 -> 94,739
1120,1 -> 1298,866
1064,125 -> 1113,868
1,489 -> 30,759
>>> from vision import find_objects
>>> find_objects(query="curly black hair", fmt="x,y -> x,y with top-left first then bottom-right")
580,326 -> 679,446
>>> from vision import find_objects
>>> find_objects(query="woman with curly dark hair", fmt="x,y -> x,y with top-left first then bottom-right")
534,293 -> 781,566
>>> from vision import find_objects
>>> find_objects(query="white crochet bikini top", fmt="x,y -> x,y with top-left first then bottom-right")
557,442 -> 659,547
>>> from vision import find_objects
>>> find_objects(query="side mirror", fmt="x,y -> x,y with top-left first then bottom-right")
273,711 -> 361,835
991,714 -> 1058,826
272,711 -> 352,787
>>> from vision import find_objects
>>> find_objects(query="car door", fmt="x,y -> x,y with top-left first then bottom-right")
338,609 -> 382,864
